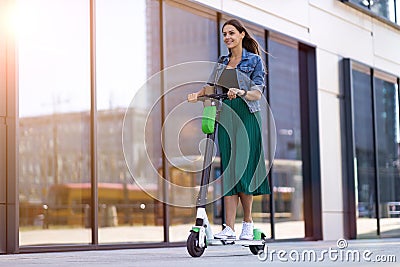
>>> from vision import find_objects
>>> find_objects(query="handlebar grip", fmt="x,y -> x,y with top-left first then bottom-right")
198,94 -> 228,101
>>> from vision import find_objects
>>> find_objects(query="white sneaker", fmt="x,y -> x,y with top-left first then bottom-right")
239,221 -> 254,240
214,225 -> 236,239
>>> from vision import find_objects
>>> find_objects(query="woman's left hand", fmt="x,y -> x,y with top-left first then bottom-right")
227,88 -> 240,100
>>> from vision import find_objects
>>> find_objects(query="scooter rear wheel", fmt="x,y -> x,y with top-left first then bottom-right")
187,232 -> 205,257
249,245 -> 263,255
249,233 -> 266,255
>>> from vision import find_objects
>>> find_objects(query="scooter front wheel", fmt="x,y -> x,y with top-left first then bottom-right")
186,231 -> 205,257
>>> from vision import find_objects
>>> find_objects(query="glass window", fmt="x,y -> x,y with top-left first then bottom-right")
349,0 -> 371,9
345,0 -> 398,24
18,0 -> 91,245
374,74 -> 400,237
163,1 -> 218,242
268,36 -> 304,239
352,67 -> 379,238
96,0 -> 163,244
370,0 -> 396,21
397,0 -> 400,25
244,26 -> 273,238
350,62 -> 400,239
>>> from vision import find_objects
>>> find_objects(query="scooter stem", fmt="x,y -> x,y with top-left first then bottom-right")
196,131 -> 215,208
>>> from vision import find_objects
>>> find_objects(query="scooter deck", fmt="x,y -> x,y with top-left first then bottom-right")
207,239 -> 265,246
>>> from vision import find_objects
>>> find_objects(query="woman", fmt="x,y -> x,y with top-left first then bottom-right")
188,19 -> 270,240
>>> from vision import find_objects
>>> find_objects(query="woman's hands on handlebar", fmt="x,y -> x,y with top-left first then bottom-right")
187,85 -> 245,102
187,85 -> 209,103
188,92 -> 201,103
227,88 -> 247,100
227,88 -> 238,100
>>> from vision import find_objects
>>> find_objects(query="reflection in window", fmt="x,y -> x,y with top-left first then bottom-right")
18,0 -> 91,245
243,29 -> 273,230
397,1 -> 400,25
374,76 -> 400,237
370,0 -> 396,21
96,0 -> 163,243
351,64 -> 400,238
163,2 -> 218,242
349,0 -> 371,9
352,69 -> 378,238
345,0 -> 399,24
268,38 -> 304,239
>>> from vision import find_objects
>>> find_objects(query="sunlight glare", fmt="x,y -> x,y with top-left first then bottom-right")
2,2 -> 17,36
7,1 -> 40,40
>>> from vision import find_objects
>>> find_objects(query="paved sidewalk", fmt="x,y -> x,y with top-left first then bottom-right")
0,239 -> 399,267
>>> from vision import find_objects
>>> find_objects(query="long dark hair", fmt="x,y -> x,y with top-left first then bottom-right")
222,19 -> 261,55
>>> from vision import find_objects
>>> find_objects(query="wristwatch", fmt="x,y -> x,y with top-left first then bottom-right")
240,90 -> 247,97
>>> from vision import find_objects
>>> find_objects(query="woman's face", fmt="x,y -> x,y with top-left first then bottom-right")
222,24 -> 245,50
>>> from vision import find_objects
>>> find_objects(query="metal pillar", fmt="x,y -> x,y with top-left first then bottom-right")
0,0 -> 19,254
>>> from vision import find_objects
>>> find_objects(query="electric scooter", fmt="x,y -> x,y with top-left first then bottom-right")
186,92 -> 267,257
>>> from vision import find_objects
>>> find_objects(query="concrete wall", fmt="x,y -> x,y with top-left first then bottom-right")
194,0 -> 400,240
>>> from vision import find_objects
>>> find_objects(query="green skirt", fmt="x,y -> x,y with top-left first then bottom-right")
218,98 -> 271,196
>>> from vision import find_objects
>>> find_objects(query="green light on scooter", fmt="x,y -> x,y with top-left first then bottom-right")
191,226 -> 200,233
253,228 -> 263,240
202,106 -> 217,134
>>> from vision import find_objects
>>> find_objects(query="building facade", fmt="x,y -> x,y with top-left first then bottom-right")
0,0 -> 399,253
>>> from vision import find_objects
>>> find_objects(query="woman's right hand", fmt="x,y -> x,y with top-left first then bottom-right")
187,92 -> 199,103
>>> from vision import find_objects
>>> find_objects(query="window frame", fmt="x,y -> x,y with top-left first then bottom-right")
342,58 -> 400,239
339,0 -> 400,30
9,0 -> 323,253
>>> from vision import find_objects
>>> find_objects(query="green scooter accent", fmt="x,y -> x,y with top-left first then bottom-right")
191,226 -> 200,233
202,106 -> 217,134
253,228 -> 263,240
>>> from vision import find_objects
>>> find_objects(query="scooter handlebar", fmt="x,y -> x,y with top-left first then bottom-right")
197,93 -> 228,101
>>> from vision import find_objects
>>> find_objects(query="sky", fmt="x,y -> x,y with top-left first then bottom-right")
16,0 -> 147,117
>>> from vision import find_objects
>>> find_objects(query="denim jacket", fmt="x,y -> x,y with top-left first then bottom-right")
207,48 -> 265,113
